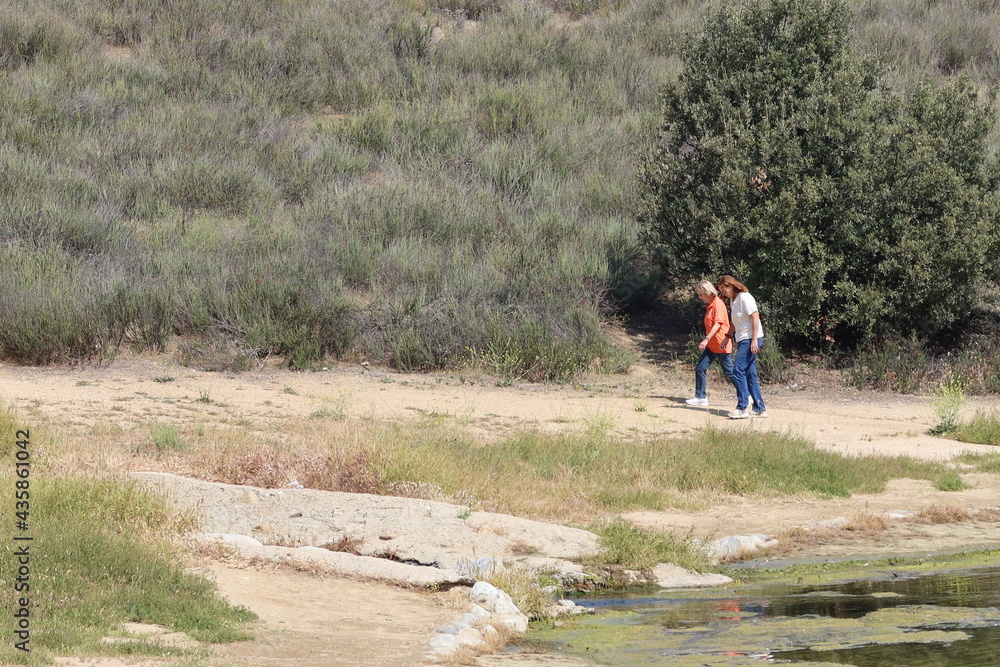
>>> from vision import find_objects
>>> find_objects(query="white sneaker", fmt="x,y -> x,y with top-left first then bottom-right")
728,409 -> 750,419
685,397 -> 708,406
753,410 -> 768,418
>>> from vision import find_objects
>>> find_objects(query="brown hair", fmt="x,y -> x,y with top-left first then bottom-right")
716,275 -> 748,295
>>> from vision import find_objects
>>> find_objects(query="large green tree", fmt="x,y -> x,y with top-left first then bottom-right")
638,0 -> 1000,346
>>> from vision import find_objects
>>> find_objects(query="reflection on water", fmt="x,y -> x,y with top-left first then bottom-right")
533,567 -> 1000,666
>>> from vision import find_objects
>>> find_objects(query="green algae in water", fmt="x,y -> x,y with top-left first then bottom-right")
532,567 -> 1000,665
533,605 -> 988,663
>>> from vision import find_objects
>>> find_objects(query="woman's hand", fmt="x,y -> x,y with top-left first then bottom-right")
698,337 -> 709,352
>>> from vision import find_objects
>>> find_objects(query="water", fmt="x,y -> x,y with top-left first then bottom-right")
531,566 -> 1000,666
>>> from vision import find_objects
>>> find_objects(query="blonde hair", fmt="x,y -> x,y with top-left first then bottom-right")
694,280 -> 718,297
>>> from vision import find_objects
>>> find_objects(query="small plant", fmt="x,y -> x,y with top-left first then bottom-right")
323,533 -> 364,555
588,518 -> 708,572
198,389 -> 212,404
151,423 -> 183,453
153,376 -> 175,383
283,386 -> 298,395
933,470 -> 970,492
930,374 -> 968,435
843,508 -> 890,533
952,411 -> 1000,446
480,566 -> 556,620
913,503 -> 973,524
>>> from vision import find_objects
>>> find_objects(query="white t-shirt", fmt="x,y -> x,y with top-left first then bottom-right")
731,292 -> 764,343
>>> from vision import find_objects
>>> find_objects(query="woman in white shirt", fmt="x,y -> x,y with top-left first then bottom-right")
716,275 -> 767,419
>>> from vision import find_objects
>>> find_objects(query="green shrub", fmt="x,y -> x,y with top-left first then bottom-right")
637,0 -> 1000,349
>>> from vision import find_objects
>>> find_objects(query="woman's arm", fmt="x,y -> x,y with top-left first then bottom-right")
700,321 -> 723,352
750,311 -> 761,354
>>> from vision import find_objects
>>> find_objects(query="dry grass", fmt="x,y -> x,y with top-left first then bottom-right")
975,507 -> 1000,522
843,508 -> 891,533
508,539 -> 541,556
323,533 -> 365,555
913,503 -> 974,524
770,510 -> 893,557
769,525 -> 843,554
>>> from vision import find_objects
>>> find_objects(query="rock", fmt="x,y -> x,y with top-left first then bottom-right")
493,599 -> 522,616
518,556 -> 588,583
454,557 -> 504,577
132,472 -> 602,573
198,535 -> 473,588
202,533 -> 264,547
429,633 -> 458,650
498,613 -> 529,633
436,625 -> 460,635
471,581 -> 512,604
238,491 -> 259,504
469,604 -> 491,619
652,563 -> 734,589
557,599 -> 576,608
709,534 -> 779,562
455,628 -> 485,647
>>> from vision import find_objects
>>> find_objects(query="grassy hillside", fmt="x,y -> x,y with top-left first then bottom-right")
1,0 -> 997,375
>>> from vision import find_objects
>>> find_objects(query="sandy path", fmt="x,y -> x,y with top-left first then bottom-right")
202,563 -> 456,666
4,355 -> 995,461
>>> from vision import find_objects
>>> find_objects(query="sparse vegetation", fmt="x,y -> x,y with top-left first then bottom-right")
588,518 -> 708,572
150,422 -> 184,454
930,373 -> 968,435
1,0 -> 998,381
0,425 -> 253,665
952,410 -> 1000,446
913,503 -> 974,524
121,412 -> 970,521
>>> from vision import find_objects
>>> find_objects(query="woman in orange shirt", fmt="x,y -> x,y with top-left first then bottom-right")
685,280 -> 737,407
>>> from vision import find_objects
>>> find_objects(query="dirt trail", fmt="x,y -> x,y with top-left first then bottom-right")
3,351 -> 999,666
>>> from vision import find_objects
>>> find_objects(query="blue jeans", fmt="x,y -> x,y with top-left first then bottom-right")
695,350 -> 737,399
733,337 -> 765,412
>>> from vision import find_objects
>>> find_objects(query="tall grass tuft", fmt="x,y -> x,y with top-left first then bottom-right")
953,410 -> 1000,446
589,518 -> 708,572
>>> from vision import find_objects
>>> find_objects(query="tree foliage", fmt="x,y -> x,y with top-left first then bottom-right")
638,0 -> 1000,346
